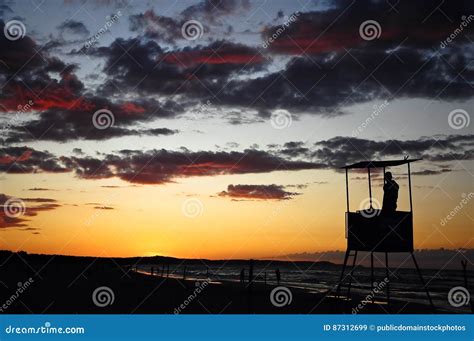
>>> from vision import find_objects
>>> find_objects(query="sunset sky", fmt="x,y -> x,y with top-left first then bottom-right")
0,0 -> 472,260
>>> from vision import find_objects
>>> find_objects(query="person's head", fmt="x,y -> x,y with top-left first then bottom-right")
385,171 -> 393,181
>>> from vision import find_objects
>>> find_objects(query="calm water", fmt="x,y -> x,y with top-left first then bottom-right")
137,263 -> 472,313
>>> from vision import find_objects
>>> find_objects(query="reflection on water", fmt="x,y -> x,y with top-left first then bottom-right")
136,264 -> 472,313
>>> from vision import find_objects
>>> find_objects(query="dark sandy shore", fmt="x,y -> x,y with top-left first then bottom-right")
0,252 -> 438,314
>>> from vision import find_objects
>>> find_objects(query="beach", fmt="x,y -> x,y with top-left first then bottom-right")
2,251 -> 470,314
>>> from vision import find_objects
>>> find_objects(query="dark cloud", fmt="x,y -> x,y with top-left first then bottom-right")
0,135 -> 470,183
22,197 -> 57,203
92,40 -> 473,118
2,2 -> 473,140
0,26 -> 183,142
0,20 -> 47,74
26,188 -> 55,191
411,169 -> 453,176
4,115 -> 178,143
218,47 -> 473,116
218,184 -> 299,200
64,148 -> 325,184
311,134 -> 474,168
0,69 -> 180,142
0,193 -> 60,229
94,206 -> 114,210
0,146 -> 70,173
129,9 -> 184,43
129,1 -> 249,43
181,0 -> 250,23
162,41 -> 266,68
57,20 -> 90,38
262,0 -> 473,55
72,148 -> 84,155
88,38 -> 267,100
101,1 -> 474,118
279,141 -> 310,158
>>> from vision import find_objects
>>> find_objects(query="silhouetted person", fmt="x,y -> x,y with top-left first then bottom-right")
382,172 -> 399,214
240,269 -> 245,284
248,260 -> 254,285
248,260 -> 254,313
276,268 -> 281,285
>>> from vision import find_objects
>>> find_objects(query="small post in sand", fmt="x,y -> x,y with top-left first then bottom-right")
248,259 -> 254,313
461,260 -> 474,313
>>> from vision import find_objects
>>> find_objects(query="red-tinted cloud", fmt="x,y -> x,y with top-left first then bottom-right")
0,147 -> 70,173
262,5 -> 463,56
0,80 -> 94,112
119,102 -> 146,115
265,26 -> 360,55
0,150 -> 32,164
163,49 -> 265,67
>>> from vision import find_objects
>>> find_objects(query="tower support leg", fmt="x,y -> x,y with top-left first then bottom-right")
385,252 -> 390,311
336,249 -> 350,299
346,251 -> 358,299
411,252 -> 435,312
371,252 -> 375,303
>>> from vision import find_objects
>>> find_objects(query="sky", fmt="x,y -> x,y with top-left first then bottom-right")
0,0 -> 472,260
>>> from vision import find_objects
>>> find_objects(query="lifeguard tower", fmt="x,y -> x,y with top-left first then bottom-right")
335,158 -> 434,310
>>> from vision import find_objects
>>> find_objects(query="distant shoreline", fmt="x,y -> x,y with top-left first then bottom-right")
1,249 -> 472,270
